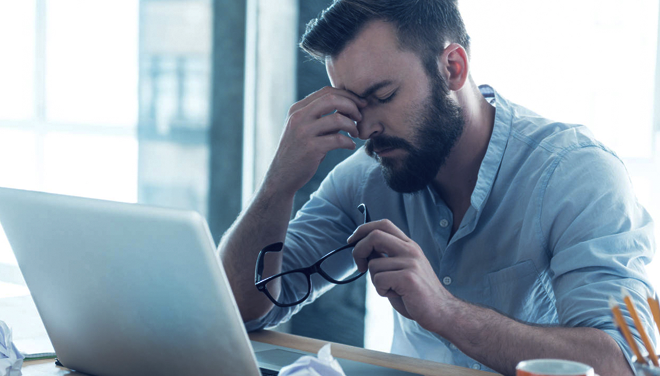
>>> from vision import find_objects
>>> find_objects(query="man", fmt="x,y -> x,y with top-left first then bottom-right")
218,1 -> 656,375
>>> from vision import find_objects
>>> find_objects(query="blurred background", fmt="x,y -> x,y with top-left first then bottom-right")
0,0 -> 658,355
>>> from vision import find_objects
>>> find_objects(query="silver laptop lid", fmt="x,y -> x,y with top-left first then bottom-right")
0,187 -> 261,376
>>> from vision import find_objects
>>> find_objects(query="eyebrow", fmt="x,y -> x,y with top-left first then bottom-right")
352,80 -> 394,99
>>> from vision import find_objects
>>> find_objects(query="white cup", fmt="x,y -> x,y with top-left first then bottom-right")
516,359 -> 594,376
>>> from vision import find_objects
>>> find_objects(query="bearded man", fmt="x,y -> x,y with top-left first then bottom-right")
218,1 -> 656,375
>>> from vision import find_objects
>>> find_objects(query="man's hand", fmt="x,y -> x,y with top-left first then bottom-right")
348,219 -> 455,333
265,86 -> 367,197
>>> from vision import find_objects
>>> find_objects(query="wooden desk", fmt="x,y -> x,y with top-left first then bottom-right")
22,330 -> 497,376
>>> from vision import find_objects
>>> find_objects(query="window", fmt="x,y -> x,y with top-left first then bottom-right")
0,0 -> 211,354
0,0 -> 140,289
462,0 -> 658,159
0,0 -> 139,200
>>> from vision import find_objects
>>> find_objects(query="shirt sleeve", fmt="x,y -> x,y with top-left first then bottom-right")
245,149 -> 376,331
540,144 -> 656,367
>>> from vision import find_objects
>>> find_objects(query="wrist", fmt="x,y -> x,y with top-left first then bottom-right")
435,297 -> 488,347
259,171 -> 298,204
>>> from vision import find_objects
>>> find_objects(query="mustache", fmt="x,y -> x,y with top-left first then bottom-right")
365,135 -> 414,157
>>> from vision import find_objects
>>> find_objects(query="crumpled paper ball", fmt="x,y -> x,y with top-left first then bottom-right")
278,343 -> 346,376
0,321 -> 24,376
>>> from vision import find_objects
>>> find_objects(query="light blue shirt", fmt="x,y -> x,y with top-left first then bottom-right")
246,86 -> 656,372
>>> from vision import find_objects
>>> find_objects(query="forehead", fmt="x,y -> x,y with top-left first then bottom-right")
326,20 -> 424,96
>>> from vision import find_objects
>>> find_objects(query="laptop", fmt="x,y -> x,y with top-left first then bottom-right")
0,187 -> 415,376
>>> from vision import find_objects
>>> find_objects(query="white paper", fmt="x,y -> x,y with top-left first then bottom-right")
278,344 -> 346,376
0,321 -> 24,376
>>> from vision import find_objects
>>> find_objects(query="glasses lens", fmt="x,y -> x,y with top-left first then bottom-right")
318,246 -> 362,283
264,271 -> 310,306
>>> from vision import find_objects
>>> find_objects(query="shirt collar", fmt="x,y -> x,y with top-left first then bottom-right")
469,85 -> 512,212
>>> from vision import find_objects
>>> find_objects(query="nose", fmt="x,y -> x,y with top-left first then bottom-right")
356,109 -> 383,140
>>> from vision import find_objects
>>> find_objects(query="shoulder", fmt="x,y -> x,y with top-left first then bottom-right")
503,100 -> 630,188
496,97 -> 625,198
538,143 -> 646,252
493,91 -> 613,171
496,97 -> 643,244
509,106 -> 605,156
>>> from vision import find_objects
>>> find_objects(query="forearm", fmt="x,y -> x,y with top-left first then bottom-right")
217,179 -> 294,322
438,299 -> 632,376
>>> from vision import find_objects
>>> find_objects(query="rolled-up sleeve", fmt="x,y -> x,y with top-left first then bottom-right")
540,144 -> 656,366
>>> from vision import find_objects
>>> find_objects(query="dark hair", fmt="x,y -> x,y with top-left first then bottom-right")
300,0 -> 470,65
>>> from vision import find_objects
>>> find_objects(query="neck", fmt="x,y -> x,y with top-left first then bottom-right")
432,81 -> 495,216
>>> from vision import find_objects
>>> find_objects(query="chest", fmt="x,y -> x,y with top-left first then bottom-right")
396,191 -> 555,313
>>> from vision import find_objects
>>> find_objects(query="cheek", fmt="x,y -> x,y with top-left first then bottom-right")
392,95 -> 427,128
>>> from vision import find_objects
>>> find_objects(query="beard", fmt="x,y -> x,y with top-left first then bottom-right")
364,70 -> 465,193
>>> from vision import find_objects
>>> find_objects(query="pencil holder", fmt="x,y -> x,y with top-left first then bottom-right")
633,357 -> 660,376
610,291 -> 660,375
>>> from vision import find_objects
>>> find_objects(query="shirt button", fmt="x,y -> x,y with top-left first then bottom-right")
449,343 -> 457,350
439,219 -> 449,228
442,276 -> 452,285
471,364 -> 481,370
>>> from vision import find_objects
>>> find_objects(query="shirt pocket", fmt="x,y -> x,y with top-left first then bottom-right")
486,259 -> 556,323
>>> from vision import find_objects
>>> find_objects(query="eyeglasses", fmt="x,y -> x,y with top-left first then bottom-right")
254,204 -> 371,308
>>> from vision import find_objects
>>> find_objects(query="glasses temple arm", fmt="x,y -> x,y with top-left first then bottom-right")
254,242 -> 284,284
357,203 -> 371,223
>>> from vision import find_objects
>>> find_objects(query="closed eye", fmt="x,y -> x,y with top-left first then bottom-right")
376,91 -> 396,104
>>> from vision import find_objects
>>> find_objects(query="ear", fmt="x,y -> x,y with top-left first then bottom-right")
438,43 -> 469,91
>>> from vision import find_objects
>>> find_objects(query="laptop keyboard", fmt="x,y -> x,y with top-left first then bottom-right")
259,367 -> 279,376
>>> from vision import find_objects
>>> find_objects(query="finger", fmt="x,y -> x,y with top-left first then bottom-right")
289,87 -> 332,114
372,269 -> 409,298
353,228 -> 424,271
290,87 -> 367,116
286,96 -> 361,138
313,112 -> 359,138
341,88 -> 369,108
322,87 -> 368,109
352,230 -> 407,272
313,133 -> 357,154
367,256 -> 411,277
307,92 -> 364,124
348,219 -> 410,244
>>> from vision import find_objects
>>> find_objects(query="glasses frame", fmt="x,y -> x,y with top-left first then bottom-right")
254,203 -> 370,308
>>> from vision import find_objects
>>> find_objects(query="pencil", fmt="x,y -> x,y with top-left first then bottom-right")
622,288 -> 658,366
610,296 -> 647,365
647,295 -> 660,337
